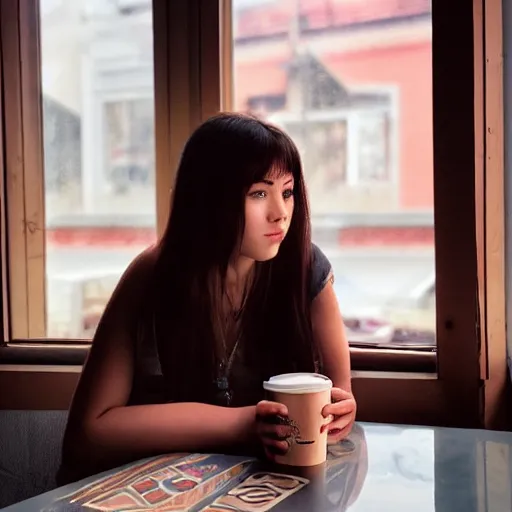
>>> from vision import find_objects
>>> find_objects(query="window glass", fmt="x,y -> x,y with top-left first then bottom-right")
40,0 -> 156,338
232,0 -> 435,349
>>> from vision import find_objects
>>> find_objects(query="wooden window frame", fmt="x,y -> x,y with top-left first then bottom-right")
0,0 -> 508,430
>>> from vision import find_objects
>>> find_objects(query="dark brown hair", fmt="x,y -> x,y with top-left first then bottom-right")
146,112 -> 318,403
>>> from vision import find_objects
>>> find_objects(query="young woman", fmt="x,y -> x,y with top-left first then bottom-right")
59,112 -> 356,483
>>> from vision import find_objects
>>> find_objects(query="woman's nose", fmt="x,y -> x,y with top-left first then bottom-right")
268,198 -> 287,223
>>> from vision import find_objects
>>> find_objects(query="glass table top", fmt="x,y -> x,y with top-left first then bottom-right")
5,421 -> 512,511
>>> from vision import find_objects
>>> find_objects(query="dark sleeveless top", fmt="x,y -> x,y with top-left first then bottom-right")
128,243 -> 333,407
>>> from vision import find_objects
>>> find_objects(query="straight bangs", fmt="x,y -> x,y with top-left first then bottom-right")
245,123 -> 303,187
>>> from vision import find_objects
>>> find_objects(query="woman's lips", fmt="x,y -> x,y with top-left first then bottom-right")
265,231 -> 285,242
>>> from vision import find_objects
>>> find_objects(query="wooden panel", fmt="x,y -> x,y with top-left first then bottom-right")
200,0 -> 221,120
1,0 -> 29,339
474,0 -> 487,382
154,0 -> 204,235
482,0 -> 508,429
0,367 -> 449,428
220,0 -> 234,111
153,0 -> 173,238
0,0 -> 46,339
19,0 -> 46,338
0,367 -> 80,410
0,4 -> 8,343
431,0 -> 480,426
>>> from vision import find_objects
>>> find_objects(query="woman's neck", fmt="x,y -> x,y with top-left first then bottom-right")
226,255 -> 255,308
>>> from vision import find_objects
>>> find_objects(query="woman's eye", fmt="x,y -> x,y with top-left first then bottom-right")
283,189 -> 294,199
249,190 -> 266,199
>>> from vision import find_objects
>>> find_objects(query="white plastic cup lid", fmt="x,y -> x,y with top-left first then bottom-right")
263,372 -> 333,394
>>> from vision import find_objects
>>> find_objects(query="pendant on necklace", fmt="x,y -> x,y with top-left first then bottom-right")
215,364 -> 233,406
214,378 -> 233,406
215,375 -> 228,390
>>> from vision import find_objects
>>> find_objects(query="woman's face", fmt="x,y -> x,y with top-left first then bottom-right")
240,171 -> 295,262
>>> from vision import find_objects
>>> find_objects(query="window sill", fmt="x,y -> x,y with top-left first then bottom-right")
0,343 -> 437,373
0,344 -> 440,424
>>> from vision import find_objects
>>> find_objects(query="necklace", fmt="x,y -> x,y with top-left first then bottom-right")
214,290 -> 247,406
214,334 -> 242,406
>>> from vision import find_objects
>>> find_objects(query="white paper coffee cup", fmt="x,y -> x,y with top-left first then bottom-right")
263,373 -> 333,466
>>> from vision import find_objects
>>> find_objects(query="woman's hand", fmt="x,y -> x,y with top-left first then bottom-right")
321,387 -> 356,444
254,400 -> 293,460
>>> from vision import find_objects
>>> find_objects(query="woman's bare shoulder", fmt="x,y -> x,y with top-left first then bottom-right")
115,244 -> 160,301
131,244 -> 159,272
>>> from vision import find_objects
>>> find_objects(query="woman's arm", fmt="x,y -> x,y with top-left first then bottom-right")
61,247 -> 256,479
311,278 -> 356,441
81,402 -> 256,467
311,278 -> 352,392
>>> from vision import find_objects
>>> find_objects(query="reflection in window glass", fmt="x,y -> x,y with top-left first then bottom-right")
233,0 -> 435,348
40,0 -> 156,338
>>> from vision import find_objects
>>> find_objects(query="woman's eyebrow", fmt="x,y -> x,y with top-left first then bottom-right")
254,178 -> 293,186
